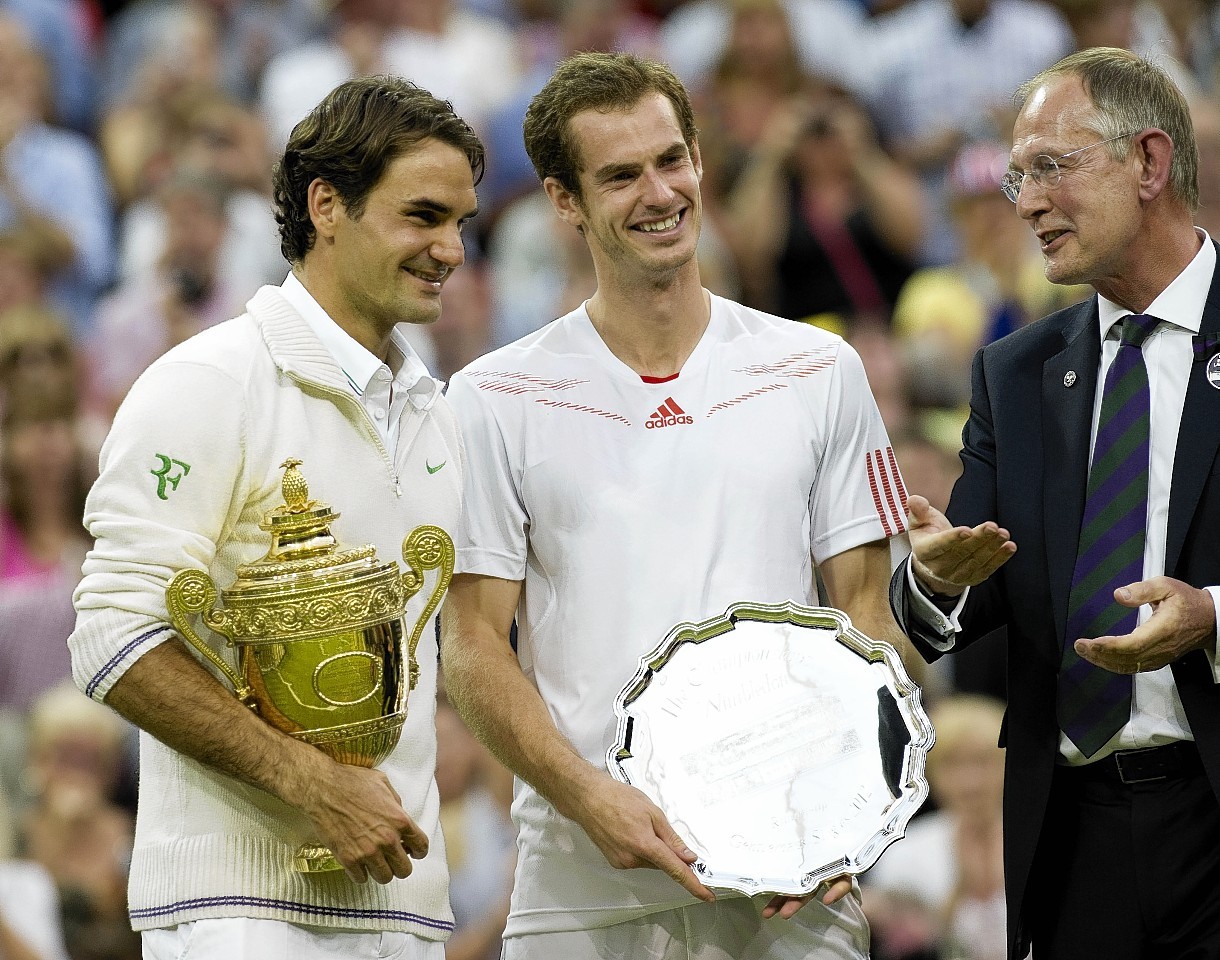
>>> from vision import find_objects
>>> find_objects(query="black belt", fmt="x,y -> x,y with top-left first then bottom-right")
1064,740 -> 1204,785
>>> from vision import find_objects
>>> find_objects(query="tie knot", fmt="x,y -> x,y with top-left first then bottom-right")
1120,313 -> 1158,347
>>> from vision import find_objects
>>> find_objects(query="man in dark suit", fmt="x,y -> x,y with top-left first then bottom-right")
893,47 -> 1220,960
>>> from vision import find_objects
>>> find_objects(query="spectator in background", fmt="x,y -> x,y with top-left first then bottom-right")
17,682 -> 138,960
1143,0 -> 1218,93
0,305 -> 80,418
724,86 -> 924,326
863,695 -> 1007,960
425,258 -> 494,382
435,695 -> 514,960
1191,93 -> 1220,237
0,365 -> 93,713
0,13 -> 115,336
0,223 -> 69,317
0,0 -> 97,133
258,0 -> 399,150
88,167 -> 247,419
0,382 -> 91,586
101,0 -> 325,112
106,90 -> 286,310
261,0 -> 519,151
867,0 -> 1073,265
0,787 -> 73,960
1050,0 -> 1143,51
892,140 -> 1089,410
659,0 -> 874,102
1049,0 -> 1200,95
381,0 -> 521,139
688,0 -> 806,204
98,11 -> 233,211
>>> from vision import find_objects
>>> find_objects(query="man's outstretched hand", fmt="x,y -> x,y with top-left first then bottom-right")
906,495 -> 1016,598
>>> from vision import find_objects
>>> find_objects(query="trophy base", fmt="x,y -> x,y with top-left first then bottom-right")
293,844 -> 345,873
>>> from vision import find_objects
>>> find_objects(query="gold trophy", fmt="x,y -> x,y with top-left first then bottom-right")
165,458 -> 454,873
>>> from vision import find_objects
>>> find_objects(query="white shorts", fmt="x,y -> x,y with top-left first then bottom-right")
141,917 -> 445,960
500,894 -> 870,960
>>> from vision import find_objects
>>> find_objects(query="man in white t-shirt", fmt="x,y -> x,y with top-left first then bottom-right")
440,52 -> 912,960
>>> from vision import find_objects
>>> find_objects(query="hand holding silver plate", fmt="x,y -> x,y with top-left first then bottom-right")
608,600 -> 934,898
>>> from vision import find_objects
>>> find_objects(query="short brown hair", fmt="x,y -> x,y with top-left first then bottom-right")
1016,47 -> 1198,212
272,75 -> 485,263
523,52 -> 699,200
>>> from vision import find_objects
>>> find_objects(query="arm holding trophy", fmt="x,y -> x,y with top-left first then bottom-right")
103,629 -> 427,885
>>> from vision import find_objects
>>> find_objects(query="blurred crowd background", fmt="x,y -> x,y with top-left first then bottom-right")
1,0 -> 1218,957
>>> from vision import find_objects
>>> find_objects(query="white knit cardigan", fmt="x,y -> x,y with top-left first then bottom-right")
70,286 -> 463,937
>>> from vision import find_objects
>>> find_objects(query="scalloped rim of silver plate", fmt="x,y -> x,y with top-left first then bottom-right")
608,600 -> 935,897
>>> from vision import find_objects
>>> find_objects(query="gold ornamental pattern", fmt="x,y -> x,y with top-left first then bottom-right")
203,576 -> 408,643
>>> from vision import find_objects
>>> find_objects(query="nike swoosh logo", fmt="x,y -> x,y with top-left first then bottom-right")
426,460 -> 446,474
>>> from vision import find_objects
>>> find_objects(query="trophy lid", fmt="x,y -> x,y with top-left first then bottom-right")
216,459 -> 406,638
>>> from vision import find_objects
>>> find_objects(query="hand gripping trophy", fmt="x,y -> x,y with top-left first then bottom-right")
165,458 -> 453,873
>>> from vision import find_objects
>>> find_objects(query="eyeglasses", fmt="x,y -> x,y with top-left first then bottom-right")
1000,132 -> 1141,202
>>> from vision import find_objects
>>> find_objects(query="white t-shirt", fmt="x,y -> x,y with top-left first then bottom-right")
448,294 -> 906,935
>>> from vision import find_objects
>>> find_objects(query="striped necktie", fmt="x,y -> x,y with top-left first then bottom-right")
1058,312 -> 1157,758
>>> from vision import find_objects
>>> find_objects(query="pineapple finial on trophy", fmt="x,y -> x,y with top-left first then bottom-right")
280,458 -> 312,512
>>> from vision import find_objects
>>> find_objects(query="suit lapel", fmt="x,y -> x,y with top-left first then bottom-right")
1042,301 -> 1101,643
1166,255 -> 1220,572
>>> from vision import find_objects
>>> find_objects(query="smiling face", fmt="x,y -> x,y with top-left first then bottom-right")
547,92 -> 703,288
1010,75 -> 1144,299
306,137 -> 479,350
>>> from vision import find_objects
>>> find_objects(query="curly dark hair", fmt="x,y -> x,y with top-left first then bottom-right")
523,52 -> 699,201
272,76 -> 486,264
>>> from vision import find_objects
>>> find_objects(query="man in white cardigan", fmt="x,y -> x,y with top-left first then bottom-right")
68,76 -> 483,960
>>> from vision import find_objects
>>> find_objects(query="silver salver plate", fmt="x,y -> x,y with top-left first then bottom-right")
608,600 -> 935,897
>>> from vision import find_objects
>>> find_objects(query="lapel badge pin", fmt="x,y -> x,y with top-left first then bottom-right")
1195,333 -> 1220,392
1200,333 -> 1220,389
1063,371 -> 1077,388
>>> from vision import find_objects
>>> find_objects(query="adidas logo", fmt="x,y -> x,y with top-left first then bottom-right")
645,397 -> 693,429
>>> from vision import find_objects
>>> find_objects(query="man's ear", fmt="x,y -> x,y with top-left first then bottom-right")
543,176 -> 585,230
307,178 -> 341,241
690,137 -> 703,182
1136,128 -> 1174,203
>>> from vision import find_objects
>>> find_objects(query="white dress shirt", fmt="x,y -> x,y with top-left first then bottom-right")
279,273 -> 441,463
911,230 -> 1220,763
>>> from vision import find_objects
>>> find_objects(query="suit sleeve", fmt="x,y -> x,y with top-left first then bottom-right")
890,346 -> 1011,654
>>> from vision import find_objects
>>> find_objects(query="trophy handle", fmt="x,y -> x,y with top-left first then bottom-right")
400,525 -> 455,691
166,569 -> 256,706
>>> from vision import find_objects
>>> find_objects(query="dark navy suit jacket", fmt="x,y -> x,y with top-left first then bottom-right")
893,244 -> 1220,959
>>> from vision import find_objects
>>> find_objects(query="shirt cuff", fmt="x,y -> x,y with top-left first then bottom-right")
1205,586 -> 1220,683
905,560 -> 968,652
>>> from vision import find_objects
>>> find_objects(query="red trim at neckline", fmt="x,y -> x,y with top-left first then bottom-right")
640,372 -> 680,384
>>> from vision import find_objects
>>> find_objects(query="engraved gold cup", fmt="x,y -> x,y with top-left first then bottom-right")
165,458 -> 454,873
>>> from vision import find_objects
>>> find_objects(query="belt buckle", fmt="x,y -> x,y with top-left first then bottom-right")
1113,748 -> 1169,784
